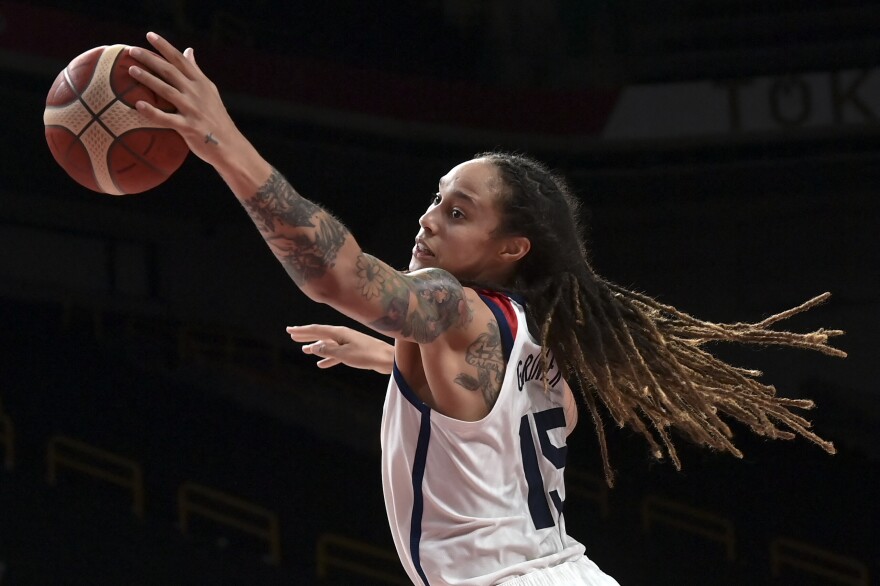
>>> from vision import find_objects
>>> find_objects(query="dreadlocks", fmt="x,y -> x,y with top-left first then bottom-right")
481,151 -> 846,487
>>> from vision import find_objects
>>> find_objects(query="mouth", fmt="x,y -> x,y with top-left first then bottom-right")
412,239 -> 435,260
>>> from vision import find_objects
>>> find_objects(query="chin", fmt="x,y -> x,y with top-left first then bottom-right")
409,257 -> 436,272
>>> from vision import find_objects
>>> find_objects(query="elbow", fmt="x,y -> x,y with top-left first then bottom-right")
299,274 -> 343,305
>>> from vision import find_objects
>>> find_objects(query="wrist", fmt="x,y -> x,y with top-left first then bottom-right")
374,341 -> 395,375
211,134 -> 273,196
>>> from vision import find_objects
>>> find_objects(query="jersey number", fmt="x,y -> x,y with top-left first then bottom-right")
519,407 -> 567,530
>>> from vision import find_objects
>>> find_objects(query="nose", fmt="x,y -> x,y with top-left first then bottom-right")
418,206 -> 438,234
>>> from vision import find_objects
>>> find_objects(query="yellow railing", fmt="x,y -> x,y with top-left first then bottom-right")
316,533 -> 410,585
177,481 -> 281,565
0,412 -> 14,470
46,435 -> 145,517
770,537 -> 870,585
566,468 -> 610,518
642,495 -> 736,561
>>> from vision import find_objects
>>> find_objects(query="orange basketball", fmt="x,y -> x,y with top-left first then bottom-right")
43,44 -> 189,195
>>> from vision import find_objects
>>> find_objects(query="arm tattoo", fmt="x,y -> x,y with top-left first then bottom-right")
243,169 -> 319,231
404,271 -> 473,343
356,254 -> 410,331
242,168 -> 350,286
454,322 -> 505,408
356,254 -> 472,343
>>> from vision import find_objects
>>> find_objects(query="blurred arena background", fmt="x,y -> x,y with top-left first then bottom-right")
0,1 -> 877,584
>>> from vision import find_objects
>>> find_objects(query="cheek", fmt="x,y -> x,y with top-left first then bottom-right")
443,226 -> 497,262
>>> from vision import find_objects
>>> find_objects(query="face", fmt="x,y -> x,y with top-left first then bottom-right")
410,158 -> 516,283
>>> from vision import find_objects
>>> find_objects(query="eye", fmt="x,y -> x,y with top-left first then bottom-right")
431,193 -> 442,205
451,208 -> 464,219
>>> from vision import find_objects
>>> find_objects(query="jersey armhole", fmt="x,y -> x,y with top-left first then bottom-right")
475,290 -> 518,362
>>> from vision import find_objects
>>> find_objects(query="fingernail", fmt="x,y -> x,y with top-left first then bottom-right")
147,32 -> 159,41
129,47 -> 141,57
129,65 -> 142,76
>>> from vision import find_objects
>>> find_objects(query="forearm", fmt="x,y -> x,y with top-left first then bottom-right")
232,163 -> 356,295
370,338 -> 395,375
126,34 -> 362,305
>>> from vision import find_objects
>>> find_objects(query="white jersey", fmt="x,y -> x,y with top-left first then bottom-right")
381,291 -> 590,586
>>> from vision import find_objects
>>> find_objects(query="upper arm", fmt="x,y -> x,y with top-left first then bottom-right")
308,250 -> 505,420
310,250 -> 475,346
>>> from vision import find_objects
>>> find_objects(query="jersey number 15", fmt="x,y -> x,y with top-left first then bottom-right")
519,407 -> 567,530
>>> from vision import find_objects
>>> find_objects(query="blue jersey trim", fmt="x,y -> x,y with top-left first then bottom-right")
477,293 -> 514,362
391,361 -> 432,585
393,361 -> 430,413
506,291 -> 526,306
390,292 -> 515,585
410,408 -> 432,586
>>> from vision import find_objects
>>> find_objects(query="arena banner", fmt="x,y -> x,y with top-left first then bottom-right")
2,1 -> 876,145
0,1 -> 618,137
602,70 -> 879,141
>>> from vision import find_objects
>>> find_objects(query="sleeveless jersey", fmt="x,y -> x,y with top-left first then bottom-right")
381,291 -> 586,586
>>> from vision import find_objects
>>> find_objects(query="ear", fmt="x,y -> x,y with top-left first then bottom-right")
497,236 -> 531,264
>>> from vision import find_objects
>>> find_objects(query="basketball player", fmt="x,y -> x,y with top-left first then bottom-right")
128,32 -> 844,585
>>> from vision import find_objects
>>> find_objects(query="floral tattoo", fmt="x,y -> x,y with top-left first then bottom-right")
355,253 -> 471,343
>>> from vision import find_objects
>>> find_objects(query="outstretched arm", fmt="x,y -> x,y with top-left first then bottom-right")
127,34 -> 349,294
128,33 -> 474,348
287,324 -> 394,374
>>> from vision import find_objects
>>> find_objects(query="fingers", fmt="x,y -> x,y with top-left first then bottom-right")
286,324 -> 345,343
128,46 -> 185,91
316,357 -> 341,369
143,31 -> 199,81
301,340 -> 343,369
302,340 -> 339,357
128,53 -> 186,120
136,104 -> 180,129
127,32 -> 202,117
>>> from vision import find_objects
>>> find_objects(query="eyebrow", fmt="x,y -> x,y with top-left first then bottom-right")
440,189 -> 477,207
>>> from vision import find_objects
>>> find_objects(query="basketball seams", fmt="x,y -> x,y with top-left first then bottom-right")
109,131 -> 176,193
81,46 -> 133,195
44,44 -> 189,194
81,124 -> 121,195
43,101 -> 92,136
110,48 -> 142,107
69,48 -> 101,98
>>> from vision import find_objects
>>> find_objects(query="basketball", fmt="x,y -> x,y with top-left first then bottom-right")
43,44 -> 189,195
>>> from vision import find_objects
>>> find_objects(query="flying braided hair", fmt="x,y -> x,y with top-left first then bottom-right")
481,151 -> 846,486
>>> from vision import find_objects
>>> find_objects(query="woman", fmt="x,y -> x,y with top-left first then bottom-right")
128,33 -> 844,585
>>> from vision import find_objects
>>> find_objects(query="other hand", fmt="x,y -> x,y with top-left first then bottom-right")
286,325 -> 394,375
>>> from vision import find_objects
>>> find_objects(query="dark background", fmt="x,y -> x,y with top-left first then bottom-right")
0,1 -> 878,584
